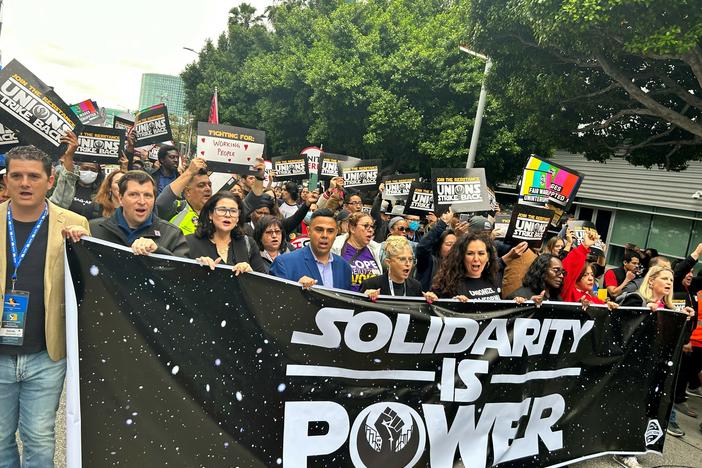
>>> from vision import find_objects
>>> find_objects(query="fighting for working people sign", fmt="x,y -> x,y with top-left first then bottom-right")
197,122 -> 266,173
75,125 -> 126,164
65,238 -> 685,467
0,59 -> 81,157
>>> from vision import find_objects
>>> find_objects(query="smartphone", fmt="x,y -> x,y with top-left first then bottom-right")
459,213 -> 471,223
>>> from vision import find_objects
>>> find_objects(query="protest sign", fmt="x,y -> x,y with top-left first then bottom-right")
209,173 -> 237,193
0,59 -> 81,157
66,238 -> 686,467
134,104 -> 172,147
403,181 -> 434,216
432,167 -> 491,214
519,168 -> 552,205
525,155 -> 584,209
568,220 -> 606,257
504,205 -> 554,248
272,154 -> 308,181
382,173 -> 418,202
113,114 -> 134,131
70,99 -> 104,125
319,152 -> 360,179
493,212 -> 511,238
0,122 -> 20,152
74,125 -> 126,164
340,159 -> 381,189
197,122 -> 265,173
300,146 -> 322,190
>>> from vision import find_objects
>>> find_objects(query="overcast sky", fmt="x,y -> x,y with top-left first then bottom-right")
1,0 -> 272,112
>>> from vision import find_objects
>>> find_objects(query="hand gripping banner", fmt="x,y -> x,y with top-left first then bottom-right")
65,238 -> 686,467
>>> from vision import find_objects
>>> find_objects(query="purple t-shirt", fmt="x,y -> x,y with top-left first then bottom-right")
342,243 -> 382,292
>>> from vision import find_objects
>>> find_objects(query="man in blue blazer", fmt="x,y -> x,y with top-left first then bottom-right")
270,209 -> 352,290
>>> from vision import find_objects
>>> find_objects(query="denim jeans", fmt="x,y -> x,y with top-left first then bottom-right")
0,351 -> 66,468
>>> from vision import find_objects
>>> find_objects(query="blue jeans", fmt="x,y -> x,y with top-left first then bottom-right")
0,351 -> 66,468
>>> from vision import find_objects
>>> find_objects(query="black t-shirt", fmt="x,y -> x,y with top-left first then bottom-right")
0,218 -> 49,355
455,277 -> 501,301
69,184 -> 95,215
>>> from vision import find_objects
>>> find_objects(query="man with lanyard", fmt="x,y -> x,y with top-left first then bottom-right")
0,145 -> 90,466
270,209 -> 352,290
155,157 -> 211,235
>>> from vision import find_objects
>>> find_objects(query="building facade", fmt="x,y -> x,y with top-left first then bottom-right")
137,74 -> 186,120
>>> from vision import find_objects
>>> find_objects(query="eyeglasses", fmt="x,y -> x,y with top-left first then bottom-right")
550,267 -> 567,277
395,226 -> 408,232
394,256 -> 416,265
214,207 -> 241,217
358,223 -> 375,231
264,229 -> 282,236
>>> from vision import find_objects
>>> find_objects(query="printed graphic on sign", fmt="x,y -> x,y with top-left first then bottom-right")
403,182 -> 434,216
0,59 -> 81,157
568,220 -> 606,257
504,205 -> 554,248
70,99 -> 105,126
272,155 -> 308,181
319,153 -> 360,179
0,122 -> 20,151
75,125 -> 126,164
432,167 -> 491,213
341,159 -> 381,189
519,169 -> 553,205
525,156 -> 584,209
197,122 -> 265,172
134,104 -> 172,147
493,213 -> 511,238
382,173 -> 418,202
113,114 -> 135,131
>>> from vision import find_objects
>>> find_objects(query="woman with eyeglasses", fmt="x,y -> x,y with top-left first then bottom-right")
361,236 -> 438,302
186,192 -> 267,274
560,230 -> 619,309
508,254 -> 565,303
432,232 -> 503,302
253,215 -> 295,269
331,211 -> 383,291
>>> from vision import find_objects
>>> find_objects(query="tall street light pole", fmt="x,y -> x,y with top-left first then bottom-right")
459,45 -> 492,169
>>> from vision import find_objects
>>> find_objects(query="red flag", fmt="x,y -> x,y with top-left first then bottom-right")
208,88 -> 219,124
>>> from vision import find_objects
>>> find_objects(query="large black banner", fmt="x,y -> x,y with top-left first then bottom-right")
0,59 -> 81,157
66,238 -> 686,467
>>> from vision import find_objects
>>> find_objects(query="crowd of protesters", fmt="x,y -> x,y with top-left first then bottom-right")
0,134 -> 701,468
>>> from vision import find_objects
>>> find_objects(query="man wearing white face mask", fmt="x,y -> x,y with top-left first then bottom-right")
68,162 -> 103,215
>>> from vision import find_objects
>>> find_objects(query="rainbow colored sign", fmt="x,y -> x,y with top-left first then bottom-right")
519,169 -> 552,205
523,155 -> 584,208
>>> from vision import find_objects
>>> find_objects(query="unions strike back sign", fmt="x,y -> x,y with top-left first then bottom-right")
75,125 -> 126,164
382,173 -> 418,202
197,122 -> 266,172
65,238 -> 685,467
272,154 -> 308,181
0,122 -> 20,152
319,153 -> 360,179
341,159 -> 381,189
403,181 -> 434,216
0,59 -> 81,157
134,104 -> 172,147
432,167 -> 491,214
504,204 -> 554,248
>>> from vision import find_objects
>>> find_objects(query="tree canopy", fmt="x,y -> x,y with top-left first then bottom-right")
467,0 -> 702,170
181,0 -> 551,184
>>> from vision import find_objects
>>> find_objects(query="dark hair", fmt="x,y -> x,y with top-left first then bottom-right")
347,191 -> 362,202
6,146 -> 52,177
118,170 -> 156,196
522,254 -> 561,296
94,169 -> 125,217
310,208 -> 335,223
432,232 -> 498,296
283,181 -> 299,202
194,192 -> 244,240
433,229 -> 456,256
253,215 -> 286,252
157,145 -> 178,161
623,249 -> 642,263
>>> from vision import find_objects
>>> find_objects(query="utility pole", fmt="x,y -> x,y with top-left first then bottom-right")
459,45 -> 492,169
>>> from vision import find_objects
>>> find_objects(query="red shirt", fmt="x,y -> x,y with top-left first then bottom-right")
561,244 -> 605,304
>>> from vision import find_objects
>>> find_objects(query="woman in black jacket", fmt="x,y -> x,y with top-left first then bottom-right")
186,192 -> 267,274
361,236 -> 438,302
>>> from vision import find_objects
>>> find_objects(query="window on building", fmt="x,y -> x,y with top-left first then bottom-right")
646,215 -> 692,258
610,211 -> 651,248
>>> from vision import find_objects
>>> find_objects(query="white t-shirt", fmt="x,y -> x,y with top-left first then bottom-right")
279,202 -> 298,219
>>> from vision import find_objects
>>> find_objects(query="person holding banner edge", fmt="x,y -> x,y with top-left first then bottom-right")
0,145 -> 90,467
